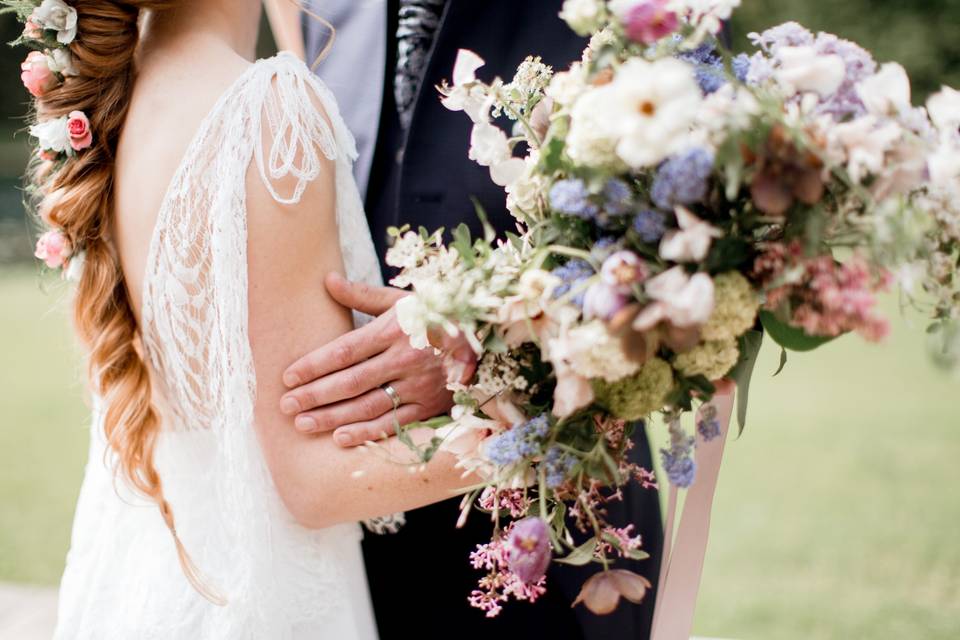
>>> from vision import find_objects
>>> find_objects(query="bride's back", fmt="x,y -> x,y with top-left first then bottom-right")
113,32 -> 250,320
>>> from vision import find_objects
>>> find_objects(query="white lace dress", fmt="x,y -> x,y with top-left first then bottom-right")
54,53 -> 382,640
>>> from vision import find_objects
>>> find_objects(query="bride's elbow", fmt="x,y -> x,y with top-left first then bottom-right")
276,485 -> 341,530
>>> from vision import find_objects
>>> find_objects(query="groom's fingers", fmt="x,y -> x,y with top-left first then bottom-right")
281,349 -> 406,415
283,311 -> 399,388
325,272 -> 407,317
292,385 -> 397,434
332,403 -> 425,448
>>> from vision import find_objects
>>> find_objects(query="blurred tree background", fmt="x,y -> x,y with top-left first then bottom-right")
0,4 -> 958,640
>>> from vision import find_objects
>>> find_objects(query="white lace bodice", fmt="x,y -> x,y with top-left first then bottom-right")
54,53 -> 382,640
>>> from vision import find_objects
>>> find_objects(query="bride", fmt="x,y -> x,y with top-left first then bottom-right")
25,1 -> 473,637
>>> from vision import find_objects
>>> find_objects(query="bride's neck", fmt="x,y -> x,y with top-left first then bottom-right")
140,0 -> 263,63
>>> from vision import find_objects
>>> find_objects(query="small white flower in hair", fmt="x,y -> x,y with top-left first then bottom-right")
33,0 -> 78,46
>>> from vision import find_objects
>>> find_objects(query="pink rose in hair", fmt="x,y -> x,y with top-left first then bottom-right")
21,51 -> 57,98
35,229 -> 70,269
66,111 -> 92,151
23,12 -> 42,40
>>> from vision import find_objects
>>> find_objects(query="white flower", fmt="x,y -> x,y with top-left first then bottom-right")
927,86 -> 960,134
395,295 -> 432,350
34,0 -> 78,45
468,122 -> 527,187
441,49 -> 489,124
608,58 -> 702,168
436,405 -> 506,479
47,48 -> 77,77
827,115 -> 903,183
857,63 -> 912,116
928,141 -> 960,187
633,267 -> 715,330
29,116 -> 70,154
566,86 -> 625,168
559,0 -> 604,36
505,151 -> 546,220
64,250 -> 85,282
385,231 -> 427,270
545,63 -> 588,107
773,46 -> 845,97
670,0 -> 741,43
659,207 -> 722,262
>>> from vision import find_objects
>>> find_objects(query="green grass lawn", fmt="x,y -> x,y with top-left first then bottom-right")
1,266 -> 958,638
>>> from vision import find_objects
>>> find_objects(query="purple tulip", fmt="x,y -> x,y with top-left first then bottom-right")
506,517 -> 552,583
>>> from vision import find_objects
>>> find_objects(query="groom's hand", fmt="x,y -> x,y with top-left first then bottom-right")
280,272 -> 477,447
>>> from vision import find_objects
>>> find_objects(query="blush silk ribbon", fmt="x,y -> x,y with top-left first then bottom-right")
650,388 -> 736,640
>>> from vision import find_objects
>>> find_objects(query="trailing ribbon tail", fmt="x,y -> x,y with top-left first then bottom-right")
651,388 -> 735,640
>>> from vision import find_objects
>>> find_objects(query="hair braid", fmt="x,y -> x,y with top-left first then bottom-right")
26,0 -> 223,603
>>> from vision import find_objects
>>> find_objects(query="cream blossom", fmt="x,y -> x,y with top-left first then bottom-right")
658,207 -> 722,262
928,141 -> 960,187
33,0 -> 78,45
669,0 -> 741,43
440,49 -> 489,124
607,58 -> 702,168
559,0 -> 605,36
468,122 -> 527,187
545,63 -> 588,107
566,86 -> 626,168
773,46 -> 845,97
551,321 -> 641,383
827,116 -> 903,183
545,337 -> 596,418
64,250 -> 85,282
857,63 -> 912,116
47,48 -> 77,77
927,86 -> 960,134
633,267 -> 715,331
435,404 -> 508,479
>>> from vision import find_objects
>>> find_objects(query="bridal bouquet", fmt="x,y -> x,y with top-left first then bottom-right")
387,0 -> 959,617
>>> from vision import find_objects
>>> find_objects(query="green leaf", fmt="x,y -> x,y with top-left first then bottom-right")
728,329 -> 762,434
470,197 -> 496,244
451,223 -> 475,268
759,310 -> 838,352
773,347 -> 788,376
556,537 -> 598,566
538,137 -> 567,174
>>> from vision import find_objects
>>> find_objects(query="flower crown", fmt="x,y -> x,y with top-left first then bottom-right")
3,0 -> 90,277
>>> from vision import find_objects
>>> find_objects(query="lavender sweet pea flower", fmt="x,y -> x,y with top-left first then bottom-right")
506,517 -> 552,583
584,282 -> 630,320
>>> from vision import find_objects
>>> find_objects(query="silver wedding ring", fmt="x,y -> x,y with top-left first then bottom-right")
381,384 -> 401,410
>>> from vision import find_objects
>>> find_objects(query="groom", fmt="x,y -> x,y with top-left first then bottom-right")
271,2 -> 663,638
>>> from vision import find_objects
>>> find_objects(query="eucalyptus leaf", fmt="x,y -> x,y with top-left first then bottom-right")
759,310 -> 838,352
451,223 -> 475,268
728,329 -> 762,434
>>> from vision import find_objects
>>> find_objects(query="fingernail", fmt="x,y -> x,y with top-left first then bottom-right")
283,372 -> 300,388
281,397 -> 301,415
294,415 -> 316,432
334,431 -> 352,447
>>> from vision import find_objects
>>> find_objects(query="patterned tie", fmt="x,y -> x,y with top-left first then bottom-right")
394,0 -> 448,130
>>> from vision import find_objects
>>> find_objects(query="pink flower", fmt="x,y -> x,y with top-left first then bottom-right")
66,110 -> 92,151
622,0 -> 679,44
23,13 -> 42,40
34,229 -> 70,269
583,282 -> 629,321
20,51 -> 56,98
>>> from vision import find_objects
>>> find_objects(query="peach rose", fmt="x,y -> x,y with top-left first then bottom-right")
34,229 -> 70,269
66,111 -> 92,151
20,51 -> 56,98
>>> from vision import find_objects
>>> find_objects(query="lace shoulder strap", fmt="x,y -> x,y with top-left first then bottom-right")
253,52 -> 359,205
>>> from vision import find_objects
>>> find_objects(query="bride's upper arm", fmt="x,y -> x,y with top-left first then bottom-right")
244,89 -> 353,515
